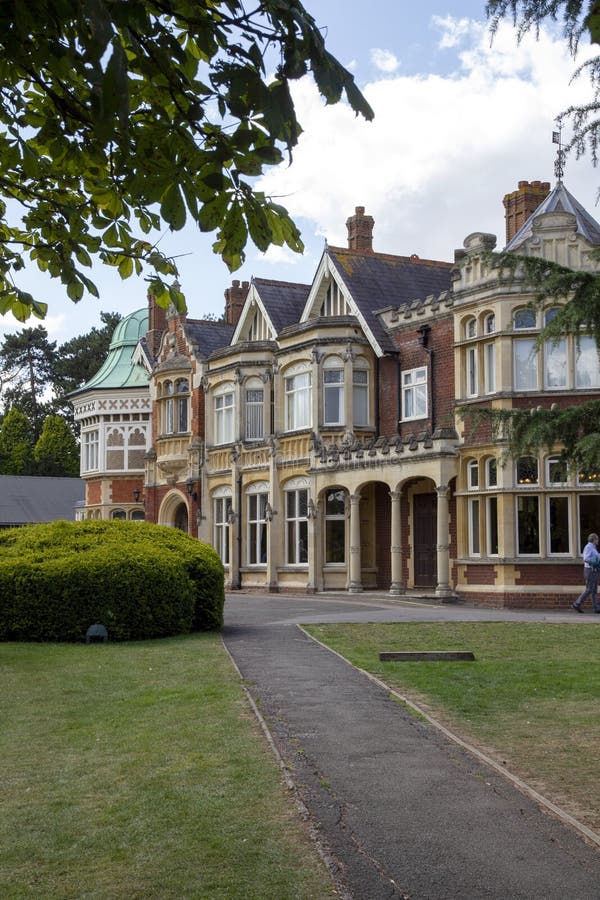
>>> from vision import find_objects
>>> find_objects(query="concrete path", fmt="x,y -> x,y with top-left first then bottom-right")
223,593 -> 600,900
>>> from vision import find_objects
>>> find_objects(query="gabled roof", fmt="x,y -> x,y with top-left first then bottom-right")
183,320 -> 236,358
0,476 -> 85,526
505,182 -> 600,250
69,308 -> 150,396
252,278 -> 311,334
309,247 -> 453,355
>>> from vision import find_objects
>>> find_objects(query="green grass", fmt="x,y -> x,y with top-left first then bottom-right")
0,635 -> 335,899
304,622 -> 600,833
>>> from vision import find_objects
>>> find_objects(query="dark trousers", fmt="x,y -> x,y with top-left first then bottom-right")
575,567 -> 600,610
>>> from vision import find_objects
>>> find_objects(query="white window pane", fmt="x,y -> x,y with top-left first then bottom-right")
544,339 -> 567,388
514,339 -> 537,390
575,336 -> 600,388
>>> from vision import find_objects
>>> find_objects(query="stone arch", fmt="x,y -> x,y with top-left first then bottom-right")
158,489 -> 190,533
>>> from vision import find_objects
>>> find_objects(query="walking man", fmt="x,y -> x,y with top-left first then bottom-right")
573,532 -> 600,613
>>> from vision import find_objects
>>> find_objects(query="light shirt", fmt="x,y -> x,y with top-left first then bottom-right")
582,542 -> 600,566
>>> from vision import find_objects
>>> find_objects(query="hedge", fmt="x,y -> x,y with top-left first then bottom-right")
0,520 -> 225,642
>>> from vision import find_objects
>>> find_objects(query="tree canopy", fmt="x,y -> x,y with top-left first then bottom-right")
0,1 -> 373,323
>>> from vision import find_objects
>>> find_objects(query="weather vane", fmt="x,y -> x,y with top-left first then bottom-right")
552,122 -> 565,184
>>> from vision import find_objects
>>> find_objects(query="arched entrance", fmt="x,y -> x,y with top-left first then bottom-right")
174,503 -> 188,532
158,490 -> 191,534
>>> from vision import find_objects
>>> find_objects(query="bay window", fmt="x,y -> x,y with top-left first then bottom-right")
352,367 -> 369,426
245,379 -> 264,441
323,364 -> 344,426
214,384 -> 235,444
285,365 -> 312,431
247,486 -> 268,565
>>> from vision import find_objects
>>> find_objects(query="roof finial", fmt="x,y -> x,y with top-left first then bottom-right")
552,122 -> 565,184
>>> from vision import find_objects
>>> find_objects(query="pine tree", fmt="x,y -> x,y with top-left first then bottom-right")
34,415 -> 80,477
0,407 -> 35,475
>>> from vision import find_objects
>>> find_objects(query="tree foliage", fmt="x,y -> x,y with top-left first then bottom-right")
0,406 -> 34,475
34,414 -> 80,477
0,1 -> 373,323
0,326 -> 57,438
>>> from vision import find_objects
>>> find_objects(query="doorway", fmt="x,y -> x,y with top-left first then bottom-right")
413,493 -> 437,587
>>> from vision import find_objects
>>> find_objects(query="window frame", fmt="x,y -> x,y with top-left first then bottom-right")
214,383 -> 235,445
401,366 -> 428,421
324,489 -> 346,565
284,365 -> 312,432
285,484 -> 309,565
246,486 -> 268,566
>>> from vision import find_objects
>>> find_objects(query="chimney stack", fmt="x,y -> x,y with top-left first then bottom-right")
346,206 -> 374,252
224,279 -> 250,326
146,288 -> 168,359
503,180 -> 551,245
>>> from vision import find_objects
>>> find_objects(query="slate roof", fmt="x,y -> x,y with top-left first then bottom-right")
505,182 -> 600,251
252,278 -> 311,335
183,320 -> 236,357
0,476 -> 85,526
69,308 -> 150,396
326,247 -> 454,354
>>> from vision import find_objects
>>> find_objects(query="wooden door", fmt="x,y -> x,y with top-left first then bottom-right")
413,493 -> 437,587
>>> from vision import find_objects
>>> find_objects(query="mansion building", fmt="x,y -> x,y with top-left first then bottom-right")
70,181 -> 600,608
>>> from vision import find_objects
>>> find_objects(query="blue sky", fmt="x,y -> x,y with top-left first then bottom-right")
1,2 -> 598,345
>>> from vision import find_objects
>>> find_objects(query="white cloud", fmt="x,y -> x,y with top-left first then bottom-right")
370,48 -> 400,73
256,20 -> 598,265
432,15 -> 475,49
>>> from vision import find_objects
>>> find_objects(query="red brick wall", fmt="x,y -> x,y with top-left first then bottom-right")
515,564 -> 582,586
377,357 -> 399,438
464,565 -> 497,585
111,478 -> 143,504
87,480 -> 102,505
390,313 -> 455,438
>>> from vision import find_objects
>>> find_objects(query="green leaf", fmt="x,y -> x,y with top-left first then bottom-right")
160,183 -> 187,231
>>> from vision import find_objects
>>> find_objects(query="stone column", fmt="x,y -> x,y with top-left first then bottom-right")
306,497 -> 319,594
265,440 -> 279,592
435,483 -> 452,598
389,490 -> 405,595
348,492 -> 363,593
227,507 -> 240,590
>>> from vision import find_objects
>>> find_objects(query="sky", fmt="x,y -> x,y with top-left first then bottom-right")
1,0 -> 599,345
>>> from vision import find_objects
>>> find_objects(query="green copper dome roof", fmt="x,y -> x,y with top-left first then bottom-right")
71,308 -> 150,394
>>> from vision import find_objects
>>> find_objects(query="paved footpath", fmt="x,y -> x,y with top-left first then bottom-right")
223,593 -> 600,900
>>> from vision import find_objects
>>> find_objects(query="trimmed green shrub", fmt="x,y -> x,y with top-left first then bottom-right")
0,521 -> 225,642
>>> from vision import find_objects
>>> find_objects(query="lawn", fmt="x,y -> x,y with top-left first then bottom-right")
303,622 -> 600,835
0,634 -> 335,899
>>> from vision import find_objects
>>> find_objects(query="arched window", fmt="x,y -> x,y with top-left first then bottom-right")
284,477 -> 309,564
486,457 -> 497,488
467,459 -> 479,490
465,317 -> 477,339
111,509 -> 126,520
513,308 -> 536,330
325,489 -> 346,564
213,486 -> 233,563
484,313 -> 495,334
246,481 -> 269,565
516,457 -> 539,485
